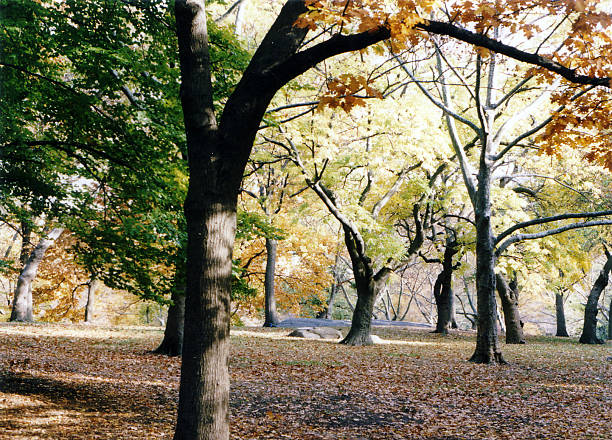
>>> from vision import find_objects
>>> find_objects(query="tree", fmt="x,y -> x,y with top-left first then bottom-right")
402,28 -> 612,360
495,272 -> 525,344
10,227 -> 64,321
172,0 -> 612,437
430,233 -> 461,334
579,247 -> 612,344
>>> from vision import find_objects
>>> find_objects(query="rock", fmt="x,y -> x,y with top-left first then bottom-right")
311,327 -> 343,339
369,335 -> 383,344
288,328 -> 321,339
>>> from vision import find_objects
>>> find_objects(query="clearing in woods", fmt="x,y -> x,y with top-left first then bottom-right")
0,323 -> 610,439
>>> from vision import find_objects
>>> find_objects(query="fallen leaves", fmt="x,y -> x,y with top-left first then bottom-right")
0,323 -> 610,439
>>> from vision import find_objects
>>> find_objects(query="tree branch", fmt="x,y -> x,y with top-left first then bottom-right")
417,20 -> 611,88
495,210 -> 612,246
496,219 -> 612,256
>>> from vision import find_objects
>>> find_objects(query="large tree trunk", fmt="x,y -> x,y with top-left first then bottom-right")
173,2 -> 311,438
10,227 -> 64,322
340,226 -> 391,346
496,273 -> 525,344
555,292 -> 570,337
263,237 -> 280,327
84,276 -> 99,323
433,238 -> 459,334
154,287 -> 186,356
579,250 -> 612,345
469,163 -> 505,364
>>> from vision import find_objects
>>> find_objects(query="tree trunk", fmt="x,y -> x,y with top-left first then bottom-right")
2,229 -> 20,261
18,221 -> 33,266
579,250 -> 612,345
173,0 -> 397,437
555,292 -> 569,337
496,273 -> 525,344
340,226 -> 391,346
608,295 -> 612,341
154,287 -> 186,356
433,238 -> 459,334
10,227 -> 64,322
173,2 -> 312,438
263,237 -> 280,327
323,281 -> 338,319
469,163 -> 505,364
322,254 -> 342,319
84,276 -> 99,323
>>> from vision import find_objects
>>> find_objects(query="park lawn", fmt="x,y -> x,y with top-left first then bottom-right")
0,323 -> 610,440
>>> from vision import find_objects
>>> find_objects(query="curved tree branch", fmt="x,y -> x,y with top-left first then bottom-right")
496,219 -> 612,256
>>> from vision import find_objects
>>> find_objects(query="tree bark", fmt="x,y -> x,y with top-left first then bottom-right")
432,238 -> 459,334
18,221 -> 33,266
263,237 -> 280,327
323,280 -> 338,319
10,227 -> 64,322
173,2 -> 311,438
340,226 -> 391,346
496,273 -> 525,344
154,287 -> 186,356
579,250 -> 612,345
608,295 -> 612,341
469,163 -> 505,364
555,292 -> 569,337
84,276 -> 99,323
321,254 -> 342,319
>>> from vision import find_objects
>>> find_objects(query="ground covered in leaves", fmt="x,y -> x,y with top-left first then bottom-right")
0,323 -> 610,439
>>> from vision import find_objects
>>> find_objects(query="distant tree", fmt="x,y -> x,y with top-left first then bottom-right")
10,227 -> 64,321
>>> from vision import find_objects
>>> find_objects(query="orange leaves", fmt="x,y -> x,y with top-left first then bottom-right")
535,87 -> 612,171
317,74 -> 382,113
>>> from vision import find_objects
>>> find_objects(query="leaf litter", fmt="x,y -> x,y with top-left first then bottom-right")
0,323 -> 610,439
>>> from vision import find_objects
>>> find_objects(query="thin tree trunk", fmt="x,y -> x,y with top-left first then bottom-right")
579,250 -> 612,345
263,237 -> 280,327
450,293 -> 458,329
154,286 -> 186,356
608,295 -> 612,341
555,292 -> 569,337
10,227 -> 64,322
234,0 -> 247,37
496,273 -> 525,344
84,276 -> 99,323
323,254 -> 342,319
324,281 -> 338,319
2,229 -> 20,261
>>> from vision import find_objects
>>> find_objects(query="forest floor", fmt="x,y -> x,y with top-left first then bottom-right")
0,323 -> 610,440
